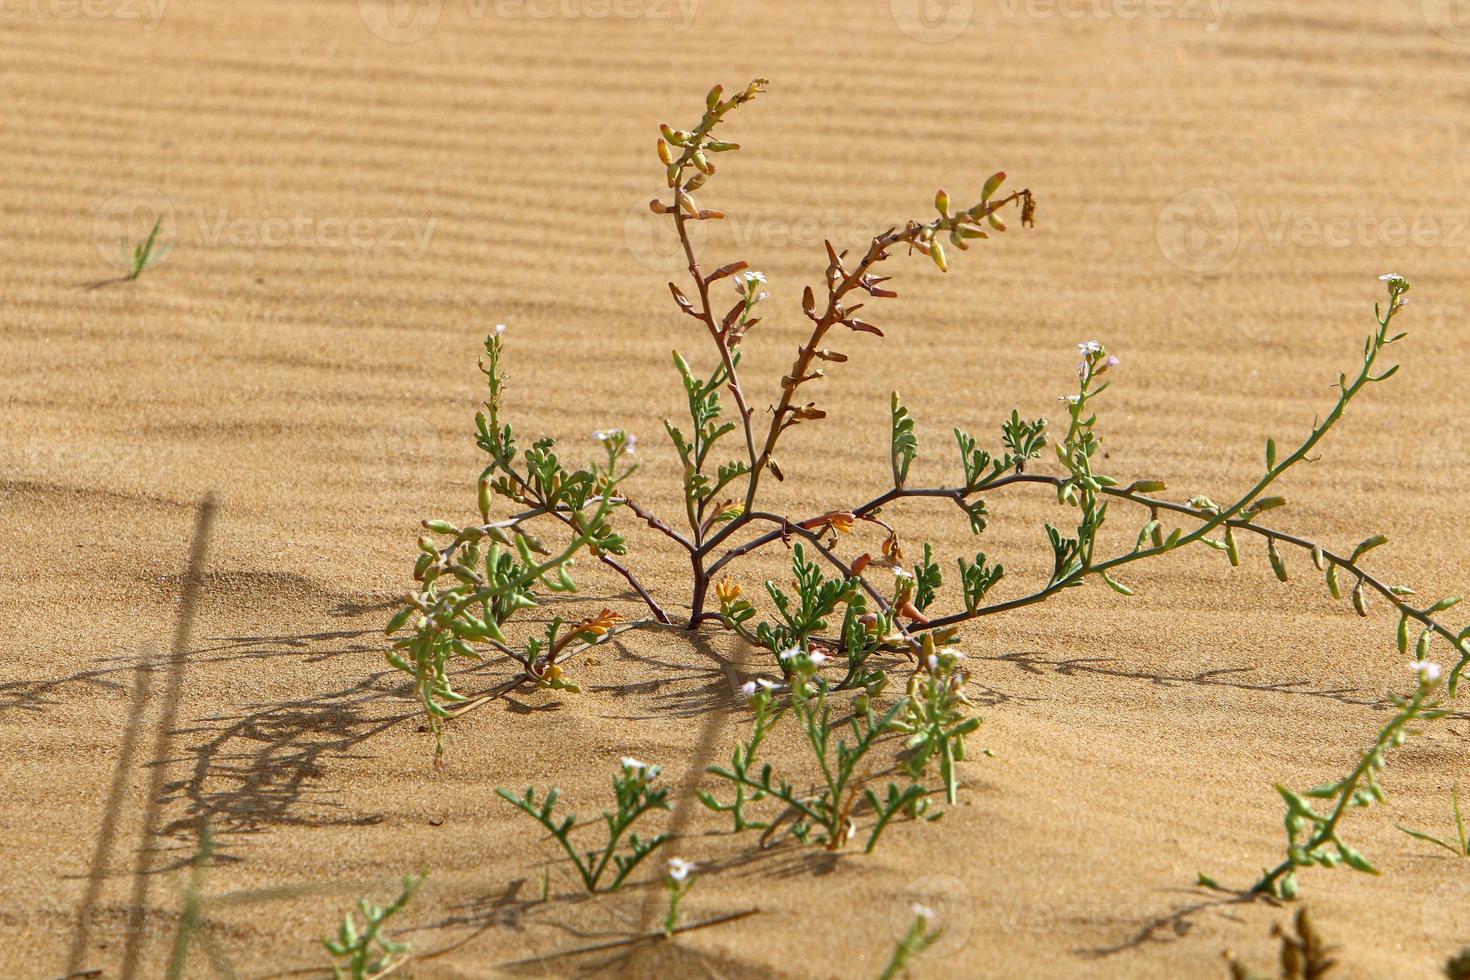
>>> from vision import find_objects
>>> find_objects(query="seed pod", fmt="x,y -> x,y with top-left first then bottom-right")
1311,546 -> 1326,571
659,124 -> 683,145
418,535 -> 439,556
987,212 -> 1007,232
1326,562 -> 1341,599
1268,540 -> 1288,581
1352,580 -> 1369,617
982,171 -> 1006,201
1397,613 -> 1410,654
693,150 -> 712,175
930,240 -> 948,272
1225,526 -> 1240,567
1416,629 -> 1432,660
706,84 -> 723,109
657,138 -> 672,165
424,519 -> 459,535
934,188 -> 950,216
666,163 -> 681,186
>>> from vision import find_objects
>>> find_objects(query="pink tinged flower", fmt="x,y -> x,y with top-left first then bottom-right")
741,680 -> 757,696
1410,660 -> 1441,682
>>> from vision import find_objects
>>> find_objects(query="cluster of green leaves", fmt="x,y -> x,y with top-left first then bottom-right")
891,652 -> 981,804
497,759 -> 672,893
384,332 -> 631,747
668,350 -> 749,534
701,665 -> 965,852
1246,673 -> 1446,900
720,543 -> 856,667
322,873 -> 424,980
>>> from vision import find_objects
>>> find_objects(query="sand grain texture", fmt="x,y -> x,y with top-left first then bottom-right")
4,1 -> 1470,977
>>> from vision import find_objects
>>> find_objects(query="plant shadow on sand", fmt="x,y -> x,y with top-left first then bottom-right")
44,609 -> 1462,972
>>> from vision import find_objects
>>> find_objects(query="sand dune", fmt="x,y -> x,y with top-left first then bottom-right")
4,0 -> 1470,976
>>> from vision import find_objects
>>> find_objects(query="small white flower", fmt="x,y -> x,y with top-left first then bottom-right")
625,433 -> 638,455
940,646 -> 966,658
1410,660 -> 1442,682
741,680 -> 757,696
1379,273 -> 1405,283
925,654 -> 939,673
1105,355 -> 1120,368
494,323 -> 507,336
807,651 -> 828,666
911,902 -> 936,919
743,270 -> 768,284
667,857 -> 694,882
1060,394 -> 1082,405
757,678 -> 780,691
778,646 -> 802,662
893,567 -> 914,579
1078,340 -> 1103,355
621,756 -> 648,771
594,430 -> 608,441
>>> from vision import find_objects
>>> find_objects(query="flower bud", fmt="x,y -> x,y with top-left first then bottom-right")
706,84 -> 723,109
982,171 -> 1006,201
929,240 -> 948,272
657,138 -> 673,165
934,189 -> 950,216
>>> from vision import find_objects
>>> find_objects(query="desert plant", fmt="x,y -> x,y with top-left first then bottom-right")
880,903 -> 943,980
701,665 -> 940,852
497,757 -> 672,893
1247,664 -> 1447,900
1397,783 -> 1469,857
1224,907 -> 1337,979
662,857 -> 696,937
125,215 -> 171,281
322,872 -> 424,980
389,82 -> 1470,898
890,644 -> 980,805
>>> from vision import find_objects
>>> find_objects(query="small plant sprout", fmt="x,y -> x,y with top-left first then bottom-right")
880,903 -> 943,980
702,668 -> 946,853
497,757 -> 672,893
322,872 -> 424,980
662,857 -> 696,937
1245,664 -> 1447,900
890,639 -> 980,804
1224,907 -> 1337,980
1396,783 -> 1469,857
126,214 -> 172,281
